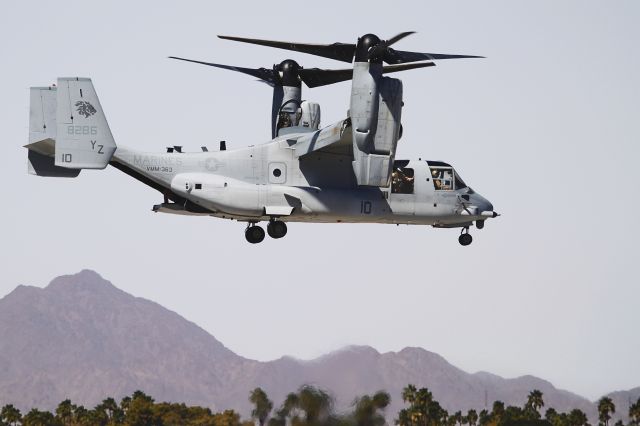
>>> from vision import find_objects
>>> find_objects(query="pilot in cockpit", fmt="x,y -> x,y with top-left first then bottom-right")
432,168 -> 453,190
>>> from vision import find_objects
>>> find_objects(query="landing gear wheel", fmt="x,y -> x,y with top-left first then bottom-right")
245,225 -> 265,244
458,233 -> 473,246
267,220 -> 287,239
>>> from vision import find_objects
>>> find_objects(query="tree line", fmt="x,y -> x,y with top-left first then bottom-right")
1,385 -> 639,426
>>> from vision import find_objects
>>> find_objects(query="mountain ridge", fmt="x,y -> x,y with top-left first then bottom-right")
0,270 -> 634,423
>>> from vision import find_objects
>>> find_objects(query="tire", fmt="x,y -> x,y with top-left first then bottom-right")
245,225 -> 265,244
267,220 -> 287,239
458,233 -> 473,246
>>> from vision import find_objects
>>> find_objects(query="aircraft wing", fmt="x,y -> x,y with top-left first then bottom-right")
292,118 -> 353,158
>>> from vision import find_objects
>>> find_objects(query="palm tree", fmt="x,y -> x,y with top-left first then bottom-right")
402,385 -> 418,405
478,409 -> 490,426
352,391 -> 390,426
568,409 -> 588,426
277,385 -> 334,426
491,401 -> 504,424
525,390 -> 544,419
630,397 -> 640,426
466,409 -> 478,426
21,408 -> 56,426
598,397 -> 616,426
453,411 -> 463,426
545,407 -> 558,424
96,397 -> 124,425
397,385 -> 447,426
120,396 -> 131,413
125,390 -> 157,426
250,388 -> 274,426
55,399 -> 76,425
298,385 -> 333,425
1,404 -> 22,426
268,407 -> 289,426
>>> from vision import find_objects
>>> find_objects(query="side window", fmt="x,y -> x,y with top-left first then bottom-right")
268,162 -> 287,184
391,168 -> 415,194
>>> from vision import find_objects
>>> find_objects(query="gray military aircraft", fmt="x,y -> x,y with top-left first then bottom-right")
25,32 -> 498,245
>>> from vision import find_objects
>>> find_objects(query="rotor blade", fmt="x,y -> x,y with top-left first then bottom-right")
298,68 -> 353,88
368,32 -> 416,61
299,62 -> 435,88
383,50 -> 484,64
382,62 -> 436,73
218,35 -> 356,63
385,31 -> 416,47
168,56 -> 278,84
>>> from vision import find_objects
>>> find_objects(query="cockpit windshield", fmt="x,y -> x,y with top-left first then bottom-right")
427,161 -> 467,191
455,172 -> 467,190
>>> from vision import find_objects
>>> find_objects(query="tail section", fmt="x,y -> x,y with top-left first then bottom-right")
25,78 -> 116,176
55,78 -> 116,169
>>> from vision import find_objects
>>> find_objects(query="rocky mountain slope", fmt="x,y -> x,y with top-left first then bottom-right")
0,271 -> 632,423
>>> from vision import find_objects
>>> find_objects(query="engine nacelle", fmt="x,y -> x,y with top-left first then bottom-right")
349,62 -> 403,187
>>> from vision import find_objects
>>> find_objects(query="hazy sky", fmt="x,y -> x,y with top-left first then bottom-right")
1,0 -> 638,401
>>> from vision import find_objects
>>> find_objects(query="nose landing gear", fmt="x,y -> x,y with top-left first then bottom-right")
458,227 -> 473,246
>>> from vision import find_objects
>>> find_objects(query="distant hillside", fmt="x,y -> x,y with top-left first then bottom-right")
605,387 -> 640,423
0,271 -> 634,423
0,270 -> 251,411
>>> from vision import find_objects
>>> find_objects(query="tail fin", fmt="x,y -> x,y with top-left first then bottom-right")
55,77 -> 116,169
25,78 -> 116,176
29,86 -> 57,146
27,85 -> 80,177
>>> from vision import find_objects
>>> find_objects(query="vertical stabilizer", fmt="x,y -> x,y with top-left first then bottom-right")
27,86 -> 79,177
55,77 -> 116,169
29,86 -> 57,145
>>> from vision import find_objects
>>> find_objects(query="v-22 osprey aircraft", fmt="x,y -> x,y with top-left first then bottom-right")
25,32 -> 499,245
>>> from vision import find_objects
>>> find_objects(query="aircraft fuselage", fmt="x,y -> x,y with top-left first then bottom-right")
111,132 -> 495,228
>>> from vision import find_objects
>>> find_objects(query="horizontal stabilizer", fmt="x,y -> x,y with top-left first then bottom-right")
28,150 -> 80,178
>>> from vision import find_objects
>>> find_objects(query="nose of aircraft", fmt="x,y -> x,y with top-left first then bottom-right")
471,192 -> 494,214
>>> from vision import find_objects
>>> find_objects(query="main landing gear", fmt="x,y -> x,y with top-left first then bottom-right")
458,227 -> 473,246
244,220 -> 287,244
267,220 -> 287,239
245,224 -> 265,244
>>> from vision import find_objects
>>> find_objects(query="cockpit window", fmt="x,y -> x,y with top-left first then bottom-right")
455,172 -> 467,189
430,166 -> 466,191
430,167 -> 453,190
391,167 -> 415,194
